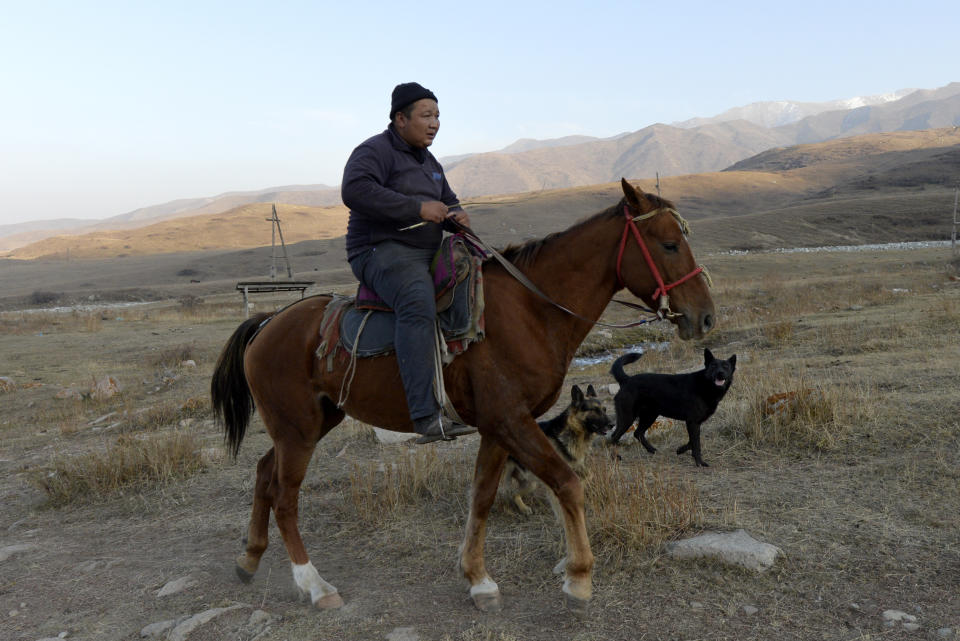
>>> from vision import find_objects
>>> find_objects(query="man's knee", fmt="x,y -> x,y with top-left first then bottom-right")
395,282 -> 436,320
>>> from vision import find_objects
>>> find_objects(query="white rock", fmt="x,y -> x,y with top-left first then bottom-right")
742,605 -> 758,615
607,383 -> 620,395
140,618 -> 184,638
666,529 -> 783,572
155,575 -> 198,597
936,628 -> 954,638
903,622 -> 921,632
372,427 -> 416,444
247,609 -> 272,627
882,610 -> 917,623
180,360 -> 197,368
0,543 -> 39,562
167,605 -> 247,641
386,627 -> 421,641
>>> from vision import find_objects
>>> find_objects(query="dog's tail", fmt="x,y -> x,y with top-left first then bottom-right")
610,352 -> 643,384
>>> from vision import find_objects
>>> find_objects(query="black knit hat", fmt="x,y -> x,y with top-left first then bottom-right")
390,82 -> 437,120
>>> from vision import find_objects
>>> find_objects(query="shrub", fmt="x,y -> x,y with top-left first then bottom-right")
37,432 -> 204,506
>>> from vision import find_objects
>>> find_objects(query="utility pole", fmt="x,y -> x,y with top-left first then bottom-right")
656,171 -> 661,197
267,204 -> 293,280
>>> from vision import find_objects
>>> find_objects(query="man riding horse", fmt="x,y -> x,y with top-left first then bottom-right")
341,82 -> 476,443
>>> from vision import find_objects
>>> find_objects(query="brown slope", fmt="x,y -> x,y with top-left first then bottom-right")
9,128 -> 957,263
727,127 -> 960,172
446,121 -> 790,198
9,203 -> 348,260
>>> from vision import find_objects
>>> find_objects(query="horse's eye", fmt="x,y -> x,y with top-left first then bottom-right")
662,242 -> 679,253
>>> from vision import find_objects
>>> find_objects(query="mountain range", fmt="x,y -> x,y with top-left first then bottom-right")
2,81 -> 958,254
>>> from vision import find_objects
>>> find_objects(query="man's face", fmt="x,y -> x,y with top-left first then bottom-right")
395,99 -> 439,148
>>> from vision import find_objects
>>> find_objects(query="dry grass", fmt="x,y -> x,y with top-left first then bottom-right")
0,309 -> 104,334
35,431 -> 205,506
145,342 -> 198,369
585,456 -> 702,560
345,447 -> 472,527
3,246 -> 960,641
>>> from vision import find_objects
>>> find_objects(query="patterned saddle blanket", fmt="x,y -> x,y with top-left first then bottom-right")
316,234 -> 486,369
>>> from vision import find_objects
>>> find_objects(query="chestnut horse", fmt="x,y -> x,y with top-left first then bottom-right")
211,179 -> 715,613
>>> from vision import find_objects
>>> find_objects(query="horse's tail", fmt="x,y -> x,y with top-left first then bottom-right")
610,352 -> 643,385
211,312 -> 273,457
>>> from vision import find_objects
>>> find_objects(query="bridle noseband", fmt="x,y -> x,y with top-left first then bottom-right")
616,204 -> 706,319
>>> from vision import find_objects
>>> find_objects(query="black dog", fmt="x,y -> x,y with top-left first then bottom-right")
504,384 -> 612,515
609,348 -> 736,467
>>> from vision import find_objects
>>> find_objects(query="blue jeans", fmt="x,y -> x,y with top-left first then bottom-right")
349,241 -> 438,422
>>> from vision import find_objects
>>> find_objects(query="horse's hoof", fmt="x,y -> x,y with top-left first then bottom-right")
564,592 -> 590,617
472,590 -> 503,613
235,554 -> 258,583
235,565 -> 255,583
314,592 -> 344,609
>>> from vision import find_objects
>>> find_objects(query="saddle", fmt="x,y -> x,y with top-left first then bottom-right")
316,234 -> 486,370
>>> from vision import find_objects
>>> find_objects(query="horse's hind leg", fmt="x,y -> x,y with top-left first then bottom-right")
272,436 -> 344,609
460,436 -> 509,612
236,447 -> 276,582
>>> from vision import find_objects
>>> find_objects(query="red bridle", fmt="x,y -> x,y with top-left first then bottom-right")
616,204 -> 705,319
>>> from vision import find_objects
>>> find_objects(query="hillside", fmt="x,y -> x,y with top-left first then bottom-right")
4,82 -> 958,254
1,127 -> 958,310
7,128 -> 959,264
445,83 -> 960,198
7,203 -> 348,260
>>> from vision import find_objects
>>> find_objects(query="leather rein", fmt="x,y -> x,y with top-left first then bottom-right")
447,205 -> 708,329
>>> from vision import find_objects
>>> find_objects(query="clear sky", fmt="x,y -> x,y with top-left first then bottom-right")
1,0 -> 958,225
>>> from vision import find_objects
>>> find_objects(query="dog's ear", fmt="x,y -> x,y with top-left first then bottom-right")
586,384 -> 597,397
728,354 -> 737,369
571,385 -> 584,405
704,348 -> 715,364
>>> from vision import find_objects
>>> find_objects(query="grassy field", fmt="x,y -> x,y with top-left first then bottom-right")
1,246 -> 958,640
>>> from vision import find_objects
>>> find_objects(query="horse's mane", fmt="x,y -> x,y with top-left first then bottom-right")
495,193 -> 676,268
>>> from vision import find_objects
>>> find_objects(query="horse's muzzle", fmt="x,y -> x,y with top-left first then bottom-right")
676,310 -> 715,340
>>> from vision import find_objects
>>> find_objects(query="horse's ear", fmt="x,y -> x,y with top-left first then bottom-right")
621,178 -> 646,210
571,384 -> 584,405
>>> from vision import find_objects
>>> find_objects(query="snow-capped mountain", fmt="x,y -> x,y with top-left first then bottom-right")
673,89 -> 917,129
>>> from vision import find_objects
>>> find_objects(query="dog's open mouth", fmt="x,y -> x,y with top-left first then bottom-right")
714,376 -> 727,387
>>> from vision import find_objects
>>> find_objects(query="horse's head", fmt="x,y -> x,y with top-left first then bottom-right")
616,178 -> 715,340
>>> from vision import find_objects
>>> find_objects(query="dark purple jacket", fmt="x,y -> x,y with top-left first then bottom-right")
342,125 -> 462,259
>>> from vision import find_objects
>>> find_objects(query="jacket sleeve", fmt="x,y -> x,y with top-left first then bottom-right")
341,143 -> 422,224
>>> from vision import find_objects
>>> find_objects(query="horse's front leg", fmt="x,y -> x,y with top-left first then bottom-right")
549,469 -> 593,613
460,435 -> 508,612
508,425 -> 594,614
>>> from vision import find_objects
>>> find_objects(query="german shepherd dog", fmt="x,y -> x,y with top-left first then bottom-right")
609,348 -> 736,467
504,384 -> 612,515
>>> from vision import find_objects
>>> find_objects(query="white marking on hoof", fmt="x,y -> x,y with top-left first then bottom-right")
469,577 -> 502,612
562,577 -> 592,606
292,562 -> 341,608
469,576 -> 499,597
553,557 -> 568,575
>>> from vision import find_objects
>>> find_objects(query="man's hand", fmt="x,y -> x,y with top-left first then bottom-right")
446,209 -> 471,229
419,200 -> 449,223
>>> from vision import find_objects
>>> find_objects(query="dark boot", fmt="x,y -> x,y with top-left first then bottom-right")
413,415 -> 477,444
